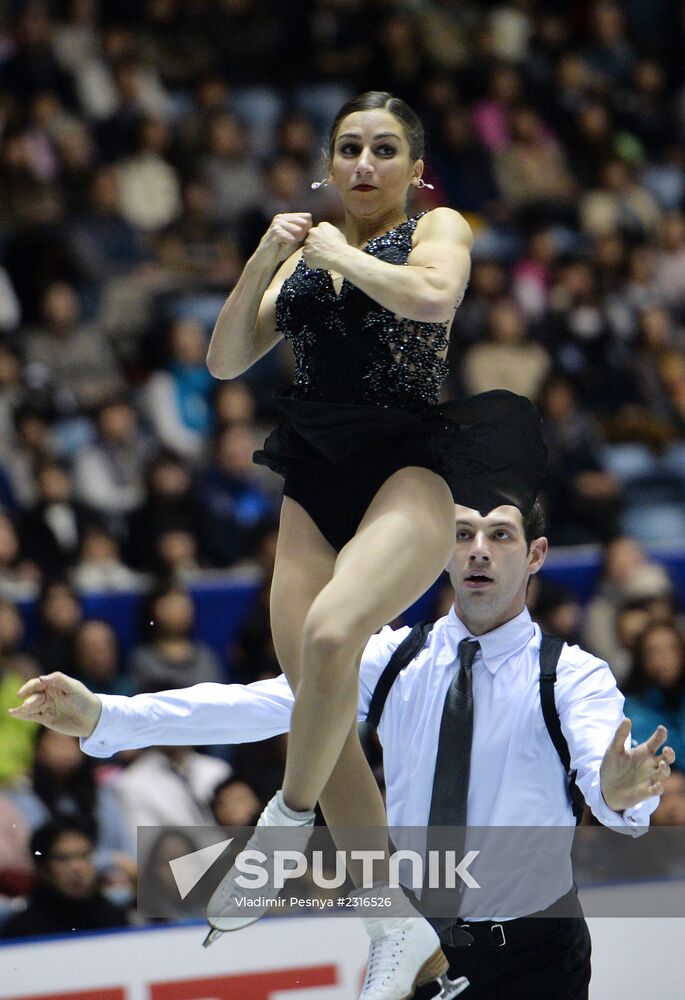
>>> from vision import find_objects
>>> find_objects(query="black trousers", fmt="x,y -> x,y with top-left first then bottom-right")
413,916 -> 592,1000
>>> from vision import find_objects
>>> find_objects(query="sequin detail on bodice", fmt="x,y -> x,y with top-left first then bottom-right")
275,215 -> 449,410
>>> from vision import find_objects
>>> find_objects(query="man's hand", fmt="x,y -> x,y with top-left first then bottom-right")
600,719 -> 676,812
8,672 -> 102,739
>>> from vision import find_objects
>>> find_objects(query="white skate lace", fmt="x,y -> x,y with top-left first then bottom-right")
361,927 -> 409,997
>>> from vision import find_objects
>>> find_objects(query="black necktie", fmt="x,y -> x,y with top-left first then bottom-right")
424,639 -> 480,929
428,638 -> 480,829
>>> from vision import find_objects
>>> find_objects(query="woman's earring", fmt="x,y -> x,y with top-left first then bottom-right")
311,178 -> 329,190
416,178 -> 435,190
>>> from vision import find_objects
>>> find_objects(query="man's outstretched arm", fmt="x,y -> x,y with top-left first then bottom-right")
10,673 -> 298,756
9,669 -> 374,757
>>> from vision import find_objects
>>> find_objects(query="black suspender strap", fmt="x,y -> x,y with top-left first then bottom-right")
539,633 -> 586,824
367,623 -> 586,824
365,621 -> 433,730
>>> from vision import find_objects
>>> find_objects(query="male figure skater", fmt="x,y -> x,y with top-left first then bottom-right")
12,500 -> 674,999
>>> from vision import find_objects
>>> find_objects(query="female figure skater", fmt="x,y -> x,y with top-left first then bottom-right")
204,92 -> 545,999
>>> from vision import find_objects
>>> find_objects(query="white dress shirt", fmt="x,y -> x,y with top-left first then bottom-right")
83,607 -> 656,916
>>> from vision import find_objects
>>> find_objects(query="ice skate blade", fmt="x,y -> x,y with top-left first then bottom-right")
436,973 -> 470,999
202,927 -> 223,948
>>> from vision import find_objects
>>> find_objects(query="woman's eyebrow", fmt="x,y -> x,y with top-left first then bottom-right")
337,132 -> 402,141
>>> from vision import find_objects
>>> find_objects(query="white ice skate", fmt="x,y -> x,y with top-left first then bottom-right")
358,888 -> 469,1000
203,790 -> 315,947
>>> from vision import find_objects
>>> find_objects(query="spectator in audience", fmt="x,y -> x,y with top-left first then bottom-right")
197,423 -> 276,567
0,598 -> 39,685
5,727 -> 134,874
619,563 -> 681,629
0,817 -> 130,939
72,396 -> 152,530
116,117 -> 181,233
138,827 -> 207,921
3,406 -> 56,512
71,619 -> 133,698
0,794 -> 33,899
200,112 -> 264,226
2,184 -> 77,327
430,107 -> 503,218
128,583 -> 222,693
630,306 -> 685,429
581,1 -> 636,88
142,318 -> 214,460
19,461 -> 97,580
212,379 -> 257,433
529,580 -> 583,646
177,73 -> 231,158
156,177 -> 242,292
0,609 -> 38,787
584,536 -> 653,680
0,512 -> 39,601
211,775 -> 262,827
68,165 -> 151,292
71,524 -> 146,594
96,52 -> 169,159
32,580 -> 83,676
539,373 -> 622,544
0,344 -> 25,466
113,745 -> 230,843
580,157 -> 661,241
472,63 -> 522,153
152,527 -> 204,584
462,299 -> 551,401
23,281 -> 124,412
0,6 -> 75,106
623,621 -> 685,766
511,228 -> 558,322
126,451 -> 204,572
547,259 -> 624,410
275,110 -> 320,174
655,212 -> 685,309
493,105 -> 577,224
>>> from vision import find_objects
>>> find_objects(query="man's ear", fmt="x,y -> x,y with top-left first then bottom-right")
528,536 -> 548,576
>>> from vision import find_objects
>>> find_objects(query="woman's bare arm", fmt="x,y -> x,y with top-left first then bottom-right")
302,207 -> 473,324
206,213 -> 312,379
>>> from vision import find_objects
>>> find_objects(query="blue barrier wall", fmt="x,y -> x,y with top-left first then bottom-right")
17,549 -> 685,678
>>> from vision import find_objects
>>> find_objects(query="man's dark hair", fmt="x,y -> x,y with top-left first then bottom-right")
30,816 -> 95,868
523,496 -> 546,546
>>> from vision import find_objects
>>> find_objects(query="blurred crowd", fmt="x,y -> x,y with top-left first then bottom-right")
0,0 -> 684,939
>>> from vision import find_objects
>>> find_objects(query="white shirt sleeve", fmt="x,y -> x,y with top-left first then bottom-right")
555,645 -> 659,835
80,631 -> 398,759
81,678 -> 297,758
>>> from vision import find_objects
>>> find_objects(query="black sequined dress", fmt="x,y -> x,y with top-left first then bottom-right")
254,214 -> 546,550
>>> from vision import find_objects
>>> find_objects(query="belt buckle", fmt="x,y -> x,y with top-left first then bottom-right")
491,923 -> 506,947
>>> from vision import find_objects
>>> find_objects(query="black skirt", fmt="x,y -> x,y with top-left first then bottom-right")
254,388 -> 547,551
